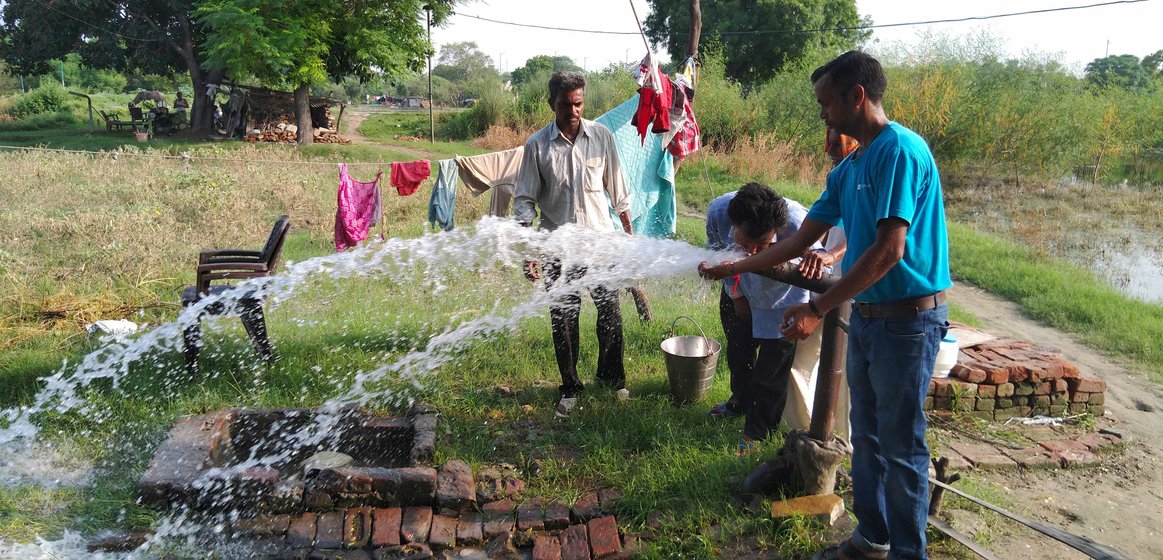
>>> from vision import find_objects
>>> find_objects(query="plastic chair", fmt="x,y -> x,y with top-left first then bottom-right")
180,216 -> 291,374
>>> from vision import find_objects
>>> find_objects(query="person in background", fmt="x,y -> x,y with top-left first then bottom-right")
699,50 -> 951,560
705,183 -> 819,452
173,91 -> 189,128
514,71 -> 634,419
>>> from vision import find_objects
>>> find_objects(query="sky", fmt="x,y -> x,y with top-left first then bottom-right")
435,0 -> 1162,73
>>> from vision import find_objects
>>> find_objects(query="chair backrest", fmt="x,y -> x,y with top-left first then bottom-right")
129,106 -> 145,121
260,215 -> 292,272
98,110 -> 110,122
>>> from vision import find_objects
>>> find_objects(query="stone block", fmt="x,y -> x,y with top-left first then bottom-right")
544,501 -> 572,530
316,511 -> 345,549
1057,449 -> 1101,469
1076,432 -> 1122,453
288,512 -> 318,548
975,398 -> 995,411
996,383 -> 1015,398
410,413 -> 438,465
1003,447 -> 1060,470
345,507 -> 373,549
371,507 -> 402,547
456,512 -> 484,546
996,398 -> 1014,409
517,500 -> 546,532
400,506 -> 433,543
976,385 -> 997,399
587,516 -> 622,559
428,514 -> 457,550
770,494 -> 845,526
371,467 -> 437,506
559,524 -> 591,560
139,410 -> 235,509
571,492 -> 602,523
436,460 -> 476,513
533,535 -> 563,560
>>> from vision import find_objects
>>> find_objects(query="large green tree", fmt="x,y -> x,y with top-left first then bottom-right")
0,0 -> 223,131
198,0 -> 449,144
509,55 -> 581,86
1085,54 -> 1151,90
643,0 -> 867,85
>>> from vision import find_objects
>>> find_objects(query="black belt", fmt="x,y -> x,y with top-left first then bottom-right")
855,291 -> 946,319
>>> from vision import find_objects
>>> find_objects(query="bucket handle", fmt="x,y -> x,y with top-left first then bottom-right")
668,315 -> 711,347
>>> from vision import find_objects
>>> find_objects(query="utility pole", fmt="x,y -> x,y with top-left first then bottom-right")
425,4 -> 434,143
1105,39 -> 1110,57
60,60 -> 65,87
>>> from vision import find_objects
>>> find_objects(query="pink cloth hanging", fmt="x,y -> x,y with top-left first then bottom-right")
334,163 -> 383,251
390,160 -> 431,195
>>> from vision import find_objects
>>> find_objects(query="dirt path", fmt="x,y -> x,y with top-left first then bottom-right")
943,283 -> 1163,559
341,108 -> 437,159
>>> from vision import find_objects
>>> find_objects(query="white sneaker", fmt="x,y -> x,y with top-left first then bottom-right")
615,388 -> 631,401
555,397 -> 578,418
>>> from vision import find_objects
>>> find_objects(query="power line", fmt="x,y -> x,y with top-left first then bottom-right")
30,0 -> 159,42
456,0 -> 1149,37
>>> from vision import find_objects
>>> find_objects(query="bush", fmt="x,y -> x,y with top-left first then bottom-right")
8,82 -> 71,118
0,110 -> 80,131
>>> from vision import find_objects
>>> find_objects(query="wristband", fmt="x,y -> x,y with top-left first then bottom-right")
808,300 -> 825,318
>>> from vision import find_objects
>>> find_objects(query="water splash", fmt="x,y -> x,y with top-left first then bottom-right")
0,217 -> 726,555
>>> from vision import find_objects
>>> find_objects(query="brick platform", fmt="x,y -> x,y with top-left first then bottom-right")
924,337 -> 1107,421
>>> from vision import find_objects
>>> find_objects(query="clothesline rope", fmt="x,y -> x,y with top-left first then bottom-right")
0,144 -> 392,166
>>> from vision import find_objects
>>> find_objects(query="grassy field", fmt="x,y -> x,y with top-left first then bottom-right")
0,126 -> 1158,557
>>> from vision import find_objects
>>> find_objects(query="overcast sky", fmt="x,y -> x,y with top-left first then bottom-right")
435,0 -> 1162,73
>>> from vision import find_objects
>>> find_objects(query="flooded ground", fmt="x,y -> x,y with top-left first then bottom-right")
945,176 -> 1163,303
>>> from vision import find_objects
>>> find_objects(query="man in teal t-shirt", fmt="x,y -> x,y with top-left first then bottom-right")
698,50 -> 951,560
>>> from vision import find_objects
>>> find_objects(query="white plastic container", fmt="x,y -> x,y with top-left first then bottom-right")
933,334 -> 959,378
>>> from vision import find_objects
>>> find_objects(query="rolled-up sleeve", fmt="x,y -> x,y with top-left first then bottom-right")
513,138 -> 541,225
602,130 -> 631,216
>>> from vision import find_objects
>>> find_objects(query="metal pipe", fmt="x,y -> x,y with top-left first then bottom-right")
69,91 -> 94,133
426,4 -> 434,144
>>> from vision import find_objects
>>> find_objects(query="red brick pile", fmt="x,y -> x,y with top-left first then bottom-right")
923,338 -> 1107,421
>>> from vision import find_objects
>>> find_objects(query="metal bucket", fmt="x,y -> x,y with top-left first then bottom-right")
660,316 -> 721,405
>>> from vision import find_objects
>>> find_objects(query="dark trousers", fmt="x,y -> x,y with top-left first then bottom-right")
544,260 -> 625,398
719,291 -> 797,441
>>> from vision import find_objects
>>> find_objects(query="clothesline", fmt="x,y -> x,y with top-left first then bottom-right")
0,144 -> 391,166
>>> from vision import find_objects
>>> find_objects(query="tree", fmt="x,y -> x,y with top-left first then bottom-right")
1085,54 -> 1151,89
197,0 -> 450,144
1,0 -> 223,131
509,55 -> 581,86
433,41 -> 494,82
643,0 -> 867,85
1142,49 -> 1163,80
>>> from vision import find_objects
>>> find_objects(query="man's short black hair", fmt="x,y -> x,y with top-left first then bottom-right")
548,71 -> 586,104
811,50 -> 887,103
727,182 -> 789,240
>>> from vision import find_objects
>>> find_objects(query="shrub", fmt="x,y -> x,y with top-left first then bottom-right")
8,82 -> 71,118
0,110 -> 79,131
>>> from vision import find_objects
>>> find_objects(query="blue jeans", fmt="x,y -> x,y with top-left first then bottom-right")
847,303 -> 948,560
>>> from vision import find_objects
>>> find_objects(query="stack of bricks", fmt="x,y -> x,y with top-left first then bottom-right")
923,338 -> 1107,421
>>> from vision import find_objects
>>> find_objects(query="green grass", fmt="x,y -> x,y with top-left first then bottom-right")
357,111 -> 490,159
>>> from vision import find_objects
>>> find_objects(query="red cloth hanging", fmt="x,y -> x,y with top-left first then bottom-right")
390,160 -> 431,195
631,76 -> 672,145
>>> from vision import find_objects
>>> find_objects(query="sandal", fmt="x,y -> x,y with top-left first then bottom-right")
811,538 -> 888,560
708,401 -> 742,419
736,438 -> 759,457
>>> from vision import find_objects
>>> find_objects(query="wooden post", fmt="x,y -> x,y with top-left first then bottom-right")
687,0 -> 702,60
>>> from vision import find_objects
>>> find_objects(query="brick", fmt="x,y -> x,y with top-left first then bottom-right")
484,515 -> 516,540
1059,359 -> 1080,378
560,524 -> 591,560
946,441 -> 1017,470
968,410 -> 995,421
1003,447 -> 1060,469
1057,449 -> 1101,468
931,378 -> 955,397
305,489 -> 335,510
344,507 -> 372,549
597,488 -> 624,508
429,514 -> 457,549
1070,391 -> 1091,403
953,364 -> 987,384
1053,379 -> 1069,393
533,535 -> 563,560
1038,439 -> 1089,454
1071,375 -> 1107,393
952,381 -> 978,395
435,460 -> 476,513
571,492 -> 602,523
456,512 -> 483,546
485,534 -> 520,560
517,500 -> 546,532
1075,432 -> 1122,453
923,397 -> 934,411
1034,382 -> 1052,396
936,451 -> 972,471
927,379 -> 936,395
502,478 -> 526,497
1040,360 -> 1065,380
770,494 -> 845,526
370,467 -> 437,506
316,511 -> 345,549
231,515 -> 290,538
372,544 -> 431,560
993,408 -> 1018,422
984,367 -> 1011,385
976,385 -> 997,399
482,498 -> 517,517
544,501 -> 572,530
933,397 -> 951,411
288,513 -> 318,548
996,383 -> 1015,398
995,398 -> 1014,409
1049,404 -> 1067,416
1091,405 -> 1106,417
400,506 -> 432,543
1014,383 -> 1036,397
1031,406 -> 1051,416
138,410 -> 236,509
371,507 -> 401,547
975,398 -> 995,411
587,516 -> 622,559
1068,402 -> 1089,414
1050,393 -> 1067,405
951,397 -> 974,413
1032,395 -> 1051,407
315,467 -> 375,495
1088,393 -> 1105,406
